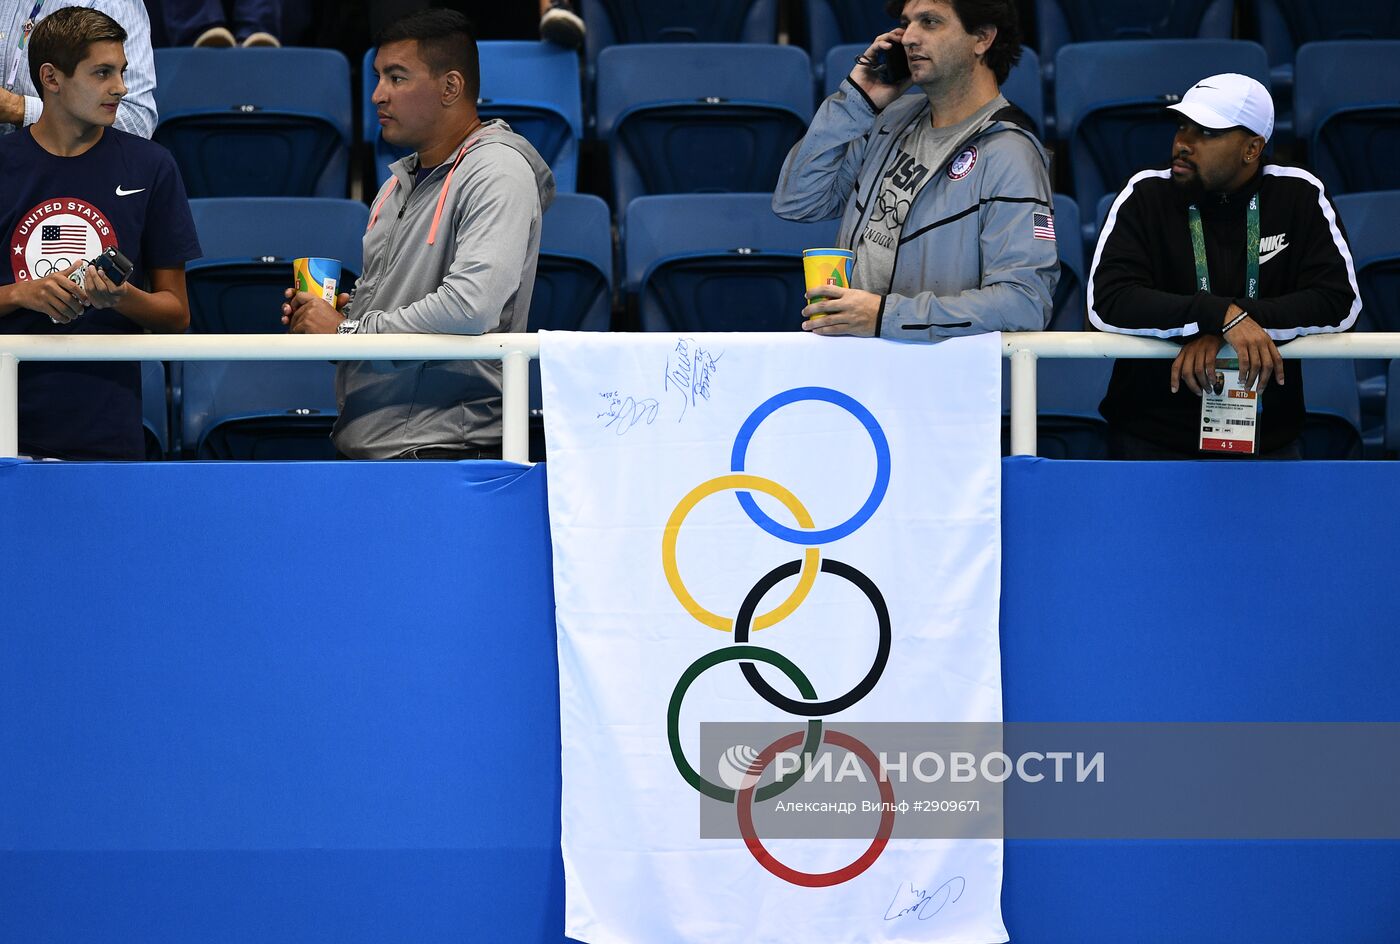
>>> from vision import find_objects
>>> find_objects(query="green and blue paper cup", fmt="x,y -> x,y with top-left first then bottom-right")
294,257 -> 341,308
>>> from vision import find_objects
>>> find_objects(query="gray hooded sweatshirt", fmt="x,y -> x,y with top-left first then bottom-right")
334,119 -> 555,458
774,79 -> 1057,340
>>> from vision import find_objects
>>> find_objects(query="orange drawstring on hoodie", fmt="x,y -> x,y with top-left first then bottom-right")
427,134 -> 480,246
366,177 -> 399,232
367,124 -> 491,245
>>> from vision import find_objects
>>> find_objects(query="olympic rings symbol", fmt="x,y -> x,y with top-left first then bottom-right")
737,729 -> 896,887
734,558 -> 891,717
663,474 -> 820,632
31,257 -> 79,278
664,387 -> 896,886
731,387 -> 891,545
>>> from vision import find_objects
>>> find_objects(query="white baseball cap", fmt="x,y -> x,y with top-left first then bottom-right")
1167,73 -> 1275,142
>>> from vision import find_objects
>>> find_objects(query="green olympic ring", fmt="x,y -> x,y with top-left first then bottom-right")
667,645 -> 824,804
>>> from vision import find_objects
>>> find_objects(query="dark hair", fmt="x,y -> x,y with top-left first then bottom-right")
376,9 -> 481,100
28,7 -> 127,97
884,0 -> 1023,86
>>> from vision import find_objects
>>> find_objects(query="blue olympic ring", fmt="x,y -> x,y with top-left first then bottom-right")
730,386 -> 890,545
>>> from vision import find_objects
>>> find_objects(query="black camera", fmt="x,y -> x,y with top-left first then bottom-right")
69,246 -> 134,291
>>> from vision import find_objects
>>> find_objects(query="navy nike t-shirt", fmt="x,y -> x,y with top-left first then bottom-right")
0,127 -> 201,459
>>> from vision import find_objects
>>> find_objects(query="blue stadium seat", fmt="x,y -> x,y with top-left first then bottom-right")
804,0 -> 900,89
186,199 -> 368,334
1056,40 -> 1271,241
179,362 -> 339,460
528,193 -> 614,459
580,0 -> 779,59
1038,0 -> 1234,72
997,194 -> 1107,458
1332,193 -> 1400,336
822,43 -> 874,98
141,361 -> 167,460
181,198 -> 368,459
153,48 -> 351,198
1094,191 -> 1116,241
362,42 -> 583,191
531,194 -> 614,334
1301,358 -> 1363,459
1293,42 -> 1400,196
1039,0 -> 1234,138
1254,0 -> 1400,104
1001,359 -> 1114,459
1333,192 -> 1400,455
1003,47 -> 1046,140
821,44 -> 1044,138
1049,194 -> 1084,331
624,193 -> 837,332
597,44 -> 813,214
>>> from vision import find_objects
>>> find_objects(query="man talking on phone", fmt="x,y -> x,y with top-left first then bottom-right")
773,0 -> 1056,339
0,8 -> 198,460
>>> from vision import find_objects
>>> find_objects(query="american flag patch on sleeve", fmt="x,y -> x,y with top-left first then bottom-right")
1033,212 -> 1055,241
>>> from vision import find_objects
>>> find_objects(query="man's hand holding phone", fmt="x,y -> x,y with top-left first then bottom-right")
851,28 -> 912,110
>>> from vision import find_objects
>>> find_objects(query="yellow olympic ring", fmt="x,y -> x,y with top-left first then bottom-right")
663,474 -> 820,633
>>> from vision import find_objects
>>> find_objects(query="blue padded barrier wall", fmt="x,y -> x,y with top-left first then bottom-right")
3,457 -> 1398,942
1000,457 -> 1400,943
0,459 -> 567,944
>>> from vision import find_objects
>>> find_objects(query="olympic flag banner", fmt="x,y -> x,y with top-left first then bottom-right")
540,331 -> 1007,944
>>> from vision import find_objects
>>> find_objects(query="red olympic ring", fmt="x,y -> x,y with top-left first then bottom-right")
734,728 -> 896,887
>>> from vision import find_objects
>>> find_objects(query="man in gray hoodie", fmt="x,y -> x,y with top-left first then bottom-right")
775,0 -> 1056,340
283,9 -> 555,459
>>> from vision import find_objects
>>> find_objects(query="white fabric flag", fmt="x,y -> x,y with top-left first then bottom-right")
541,331 -> 1007,944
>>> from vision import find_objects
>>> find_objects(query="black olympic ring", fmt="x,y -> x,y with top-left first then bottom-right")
32,257 -> 78,278
732,557 -> 890,717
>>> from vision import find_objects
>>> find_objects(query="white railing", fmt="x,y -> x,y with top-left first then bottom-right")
1004,332 -> 1400,456
0,334 -> 539,462
2,332 -> 1396,461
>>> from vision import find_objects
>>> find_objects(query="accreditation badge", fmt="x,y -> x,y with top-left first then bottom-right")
1199,358 -> 1260,454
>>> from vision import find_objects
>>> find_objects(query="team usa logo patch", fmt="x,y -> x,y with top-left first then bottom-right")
946,145 -> 978,180
10,198 -> 117,282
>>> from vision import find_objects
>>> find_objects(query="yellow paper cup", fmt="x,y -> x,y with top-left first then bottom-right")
802,248 -> 855,316
294,257 -> 342,308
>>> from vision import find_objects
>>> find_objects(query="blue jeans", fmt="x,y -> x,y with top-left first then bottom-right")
164,0 -> 283,43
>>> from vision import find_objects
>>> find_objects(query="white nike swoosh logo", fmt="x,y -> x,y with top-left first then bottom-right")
115,186 -> 146,196
1260,240 -> 1289,264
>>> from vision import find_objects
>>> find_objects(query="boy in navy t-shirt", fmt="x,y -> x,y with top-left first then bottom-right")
0,7 -> 200,459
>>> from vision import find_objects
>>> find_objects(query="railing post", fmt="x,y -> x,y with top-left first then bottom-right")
1009,347 -> 1038,457
501,349 -> 530,464
0,353 -> 17,458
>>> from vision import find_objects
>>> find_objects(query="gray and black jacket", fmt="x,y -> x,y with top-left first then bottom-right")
334,119 -> 555,459
773,79 -> 1058,340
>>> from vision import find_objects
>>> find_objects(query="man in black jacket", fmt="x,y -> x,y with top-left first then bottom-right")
1089,73 -> 1360,458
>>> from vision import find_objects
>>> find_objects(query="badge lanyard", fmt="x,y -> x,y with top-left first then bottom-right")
1191,192 -> 1263,455
6,0 -> 45,91
1188,191 -> 1260,300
